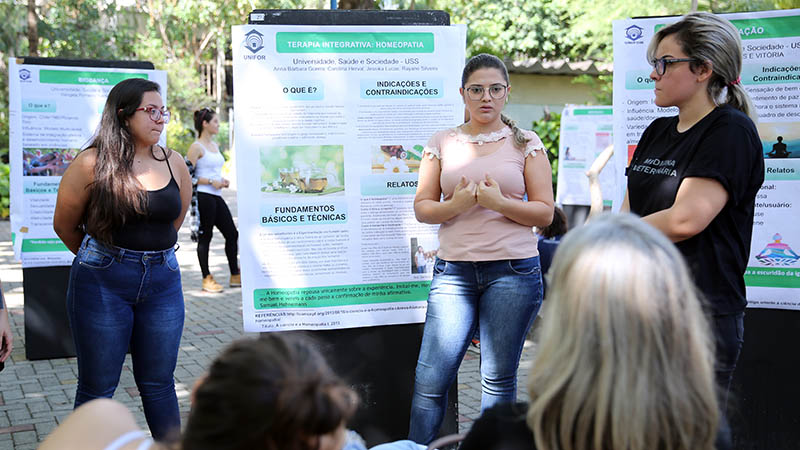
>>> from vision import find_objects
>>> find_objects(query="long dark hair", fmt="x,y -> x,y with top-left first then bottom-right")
462,53 -> 530,148
181,334 -> 357,450
84,78 -> 165,246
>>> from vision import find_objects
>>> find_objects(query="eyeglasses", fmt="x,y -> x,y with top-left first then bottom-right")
465,84 -> 508,101
135,106 -> 171,124
650,57 -> 701,76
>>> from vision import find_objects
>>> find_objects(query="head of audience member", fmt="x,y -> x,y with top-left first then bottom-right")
194,107 -> 219,138
647,11 -> 752,117
180,334 -> 357,450
538,206 -> 568,239
527,213 -> 718,450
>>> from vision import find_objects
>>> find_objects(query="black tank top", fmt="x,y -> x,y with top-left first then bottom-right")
112,147 -> 182,250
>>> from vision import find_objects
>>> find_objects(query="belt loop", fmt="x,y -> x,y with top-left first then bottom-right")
116,248 -> 125,263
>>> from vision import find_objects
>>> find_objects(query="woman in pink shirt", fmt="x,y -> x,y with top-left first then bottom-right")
408,54 -> 554,444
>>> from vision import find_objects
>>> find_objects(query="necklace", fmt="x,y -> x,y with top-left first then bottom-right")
454,126 -> 511,146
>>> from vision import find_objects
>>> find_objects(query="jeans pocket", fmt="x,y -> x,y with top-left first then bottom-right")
507,257 -> 540,275
432,258 -> 447,275
165,252 -> 180,272
78,248 -> 115,270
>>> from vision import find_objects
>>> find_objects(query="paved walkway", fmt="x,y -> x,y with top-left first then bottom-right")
0,189 -> 535,448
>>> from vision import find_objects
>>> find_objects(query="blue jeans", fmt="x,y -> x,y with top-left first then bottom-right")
67,235 -> 184,440
713,311 -> 744,410
408,257 -> 543,444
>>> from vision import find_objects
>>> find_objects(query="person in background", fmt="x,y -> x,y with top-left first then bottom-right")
458,214 -> 730,450
409,53 -> 554,444
623,12 -> 764,401
415,246 -> 427,273
186,107 -> 240,293
534,206 -> 567,296
0,279 -> 13,369
53,78 -> 192,440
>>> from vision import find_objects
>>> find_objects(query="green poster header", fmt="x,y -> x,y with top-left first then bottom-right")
573,108 -> 613,115
276,32 -> 434,53
655,15 -> 800,39
745,267 -> 800,288
254,281 -> 430,309
40,70 -> 148,86
22,238 -> 69,253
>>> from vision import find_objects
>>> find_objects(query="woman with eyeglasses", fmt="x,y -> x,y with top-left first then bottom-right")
186,108 -> 240,293
54,77 -> 192,439
408,53 -> 554,444
624,12 -> 764,401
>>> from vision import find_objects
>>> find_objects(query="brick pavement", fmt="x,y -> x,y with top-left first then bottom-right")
0,189 -> 535,448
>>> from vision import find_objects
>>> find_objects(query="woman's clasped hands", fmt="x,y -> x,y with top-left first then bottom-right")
450,174 -> 505,214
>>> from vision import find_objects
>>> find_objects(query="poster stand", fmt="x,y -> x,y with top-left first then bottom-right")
731,309 -> 800,449
14,57 -> 155,360
246,10 -> 458,446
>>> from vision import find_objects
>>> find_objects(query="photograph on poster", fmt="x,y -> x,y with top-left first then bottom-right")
22,148 -> 77,176
410,236 -> 438,274
259,145 -> 345,195
756,122 -> 799,158
371,144 -> 424,174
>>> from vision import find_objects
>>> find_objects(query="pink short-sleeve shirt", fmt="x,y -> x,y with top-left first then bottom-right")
423,126 -> 546,261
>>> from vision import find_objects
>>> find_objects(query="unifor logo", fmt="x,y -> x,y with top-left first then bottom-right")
755,233 -> 800,267
244,29 -> 265,54
625,25 -> 644,42
19,69 -> 31,81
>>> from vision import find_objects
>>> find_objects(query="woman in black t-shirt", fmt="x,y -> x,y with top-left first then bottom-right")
623,12 -> 764,399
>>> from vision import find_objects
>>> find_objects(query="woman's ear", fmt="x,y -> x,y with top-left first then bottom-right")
696,61 -> 714,83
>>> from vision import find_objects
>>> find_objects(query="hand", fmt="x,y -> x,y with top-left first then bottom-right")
0,310 -> 13,363
476,173 -> 506,211
450,176 -> 477,213
211,179 -> 224,189
221,178 -> 230,188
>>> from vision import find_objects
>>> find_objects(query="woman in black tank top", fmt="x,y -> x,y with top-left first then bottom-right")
53,78 -> 192,440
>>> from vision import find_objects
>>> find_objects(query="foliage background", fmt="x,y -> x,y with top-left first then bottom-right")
0,0 -> 797,217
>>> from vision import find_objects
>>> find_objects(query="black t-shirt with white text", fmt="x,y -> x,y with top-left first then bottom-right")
627,105 -> 764,314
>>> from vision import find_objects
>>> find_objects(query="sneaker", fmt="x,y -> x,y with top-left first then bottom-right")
202,275 -> 223,293
230,274 -> 241,287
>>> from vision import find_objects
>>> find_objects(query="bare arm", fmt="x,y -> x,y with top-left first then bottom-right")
476,151 -> 554,228
170,150 -> 193,231
586,144 -> 614,220
621,190 -> 630,212
0,281 -> 12,362
39,399 -> 144,450
413,156 -> 477,224
642,177 -> 728,242
53,150 -> 96,254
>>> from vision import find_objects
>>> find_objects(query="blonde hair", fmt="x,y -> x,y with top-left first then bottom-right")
648,11 -> 755,119
527,214 -> 718,450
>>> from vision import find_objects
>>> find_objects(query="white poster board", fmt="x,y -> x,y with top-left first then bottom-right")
232,24 -> 466,331
612,9 -> 800,309
8,60 -> 167,267
556,105 -> 614,206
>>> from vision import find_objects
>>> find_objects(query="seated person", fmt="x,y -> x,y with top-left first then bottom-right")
40,334 -> 371,450
459,214 -> 732,450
